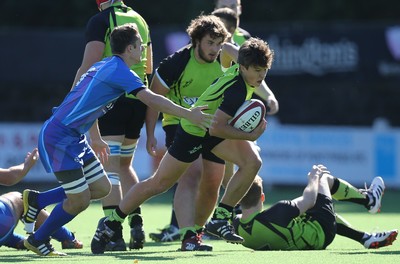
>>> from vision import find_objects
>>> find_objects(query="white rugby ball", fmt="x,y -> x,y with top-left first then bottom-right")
229,99 -> 266,132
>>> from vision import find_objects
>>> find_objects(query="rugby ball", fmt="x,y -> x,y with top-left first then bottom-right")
229,99 -> 266,132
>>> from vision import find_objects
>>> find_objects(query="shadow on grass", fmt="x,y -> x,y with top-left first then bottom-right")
72,250 -> 215,262
333,250 -> 400,255
0,250 -> 215,263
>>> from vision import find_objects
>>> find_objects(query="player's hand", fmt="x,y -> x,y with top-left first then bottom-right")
91,139 -> 110,165
22,148 -> 39,176
146,135 -> 158,157
189,105 -> 213,131
316,164 -> 331,176
266,97 -> 279,115
249,119 -> 267,141
308,165 -> 325,181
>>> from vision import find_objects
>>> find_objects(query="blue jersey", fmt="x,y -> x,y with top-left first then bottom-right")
52,56 -> 145,134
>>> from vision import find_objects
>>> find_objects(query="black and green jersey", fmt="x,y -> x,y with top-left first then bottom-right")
180,64 -> 255,137
86,1 -> 151,95
233,27 -> 251,46
233,200 -> 326,250
157,45 -> 223,127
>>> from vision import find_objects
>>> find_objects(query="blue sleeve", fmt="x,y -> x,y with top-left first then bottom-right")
117,69 -> 146,94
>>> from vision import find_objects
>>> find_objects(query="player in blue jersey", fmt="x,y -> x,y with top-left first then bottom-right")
22,23 -> 211,257
72,0 -> 153,251
0,149 -> 83,251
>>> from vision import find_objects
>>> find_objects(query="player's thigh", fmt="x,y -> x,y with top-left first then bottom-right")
212,140 -> 261,167
153,152 -> 191,190
201,159 -> 225,189
178,157 -> 203,187
88,175 -> 111,195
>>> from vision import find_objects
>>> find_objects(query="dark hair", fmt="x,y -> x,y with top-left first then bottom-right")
211,7 -> 238,32
186,15 -> 229,48
110,23 -> 140,54
238,37 -> 274,69
239,175 -> 263,209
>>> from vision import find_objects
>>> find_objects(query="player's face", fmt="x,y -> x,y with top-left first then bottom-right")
130,36 -> 143,64
240,65 -> 268,87
196,34 -> 224,63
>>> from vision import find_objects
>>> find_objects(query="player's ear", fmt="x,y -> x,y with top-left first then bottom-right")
261,192 -> 265,203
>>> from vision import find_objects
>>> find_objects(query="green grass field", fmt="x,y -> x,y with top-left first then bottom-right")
1,186 -> 399,264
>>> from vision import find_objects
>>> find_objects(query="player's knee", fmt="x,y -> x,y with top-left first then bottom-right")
241,154 -> 262,173
93,183 -> 112,200
150,177 -> 175,195
64,195 -> 91,214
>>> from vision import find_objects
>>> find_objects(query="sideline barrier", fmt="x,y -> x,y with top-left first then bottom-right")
0,121 -> 398,188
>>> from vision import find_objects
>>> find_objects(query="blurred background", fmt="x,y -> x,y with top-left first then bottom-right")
0,0 -> 399,188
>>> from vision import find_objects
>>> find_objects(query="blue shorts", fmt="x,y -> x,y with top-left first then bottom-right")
39,118 -> 96,173
0,199 -> 17,245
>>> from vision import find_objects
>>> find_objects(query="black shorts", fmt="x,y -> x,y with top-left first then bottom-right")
98,95 -> 147,139
163,124 -> 178,148
305,193 -> 336,249
168,125 -> 224,164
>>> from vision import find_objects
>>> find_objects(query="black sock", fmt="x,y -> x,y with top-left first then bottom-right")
336,223 -> 364,242
129,207 -> 143,227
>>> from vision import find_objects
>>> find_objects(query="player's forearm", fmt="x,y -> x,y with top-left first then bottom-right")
0,165 -> 25,186
254,81 -> 275,101
141,90 -> 191,120
145,107 -> 159,138
301,176 -> 320,211
88,120 -> 102,142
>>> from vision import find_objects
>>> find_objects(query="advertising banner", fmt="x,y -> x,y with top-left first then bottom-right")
1,122 -> 399,189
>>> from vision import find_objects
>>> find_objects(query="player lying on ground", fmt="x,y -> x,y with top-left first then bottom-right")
233,166 -> 397,250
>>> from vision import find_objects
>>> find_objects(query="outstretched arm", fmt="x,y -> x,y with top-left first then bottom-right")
0,148 -> 39,186
137,89 -> 212,131
292,165 -> 322,214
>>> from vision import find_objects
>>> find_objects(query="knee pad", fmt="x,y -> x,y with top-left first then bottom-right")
83,159 -> 107,184
121,142 -> 138,158
106,140 -> 122,156
61,178 -> 89,194
107,172 -> 121,186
